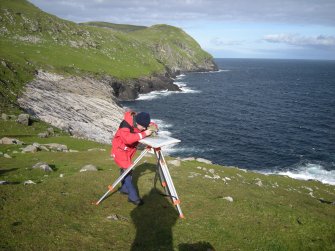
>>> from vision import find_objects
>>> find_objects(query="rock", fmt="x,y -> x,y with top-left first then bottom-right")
224,177 -> 231,181
4,153 -> 12,158
0,181 -> 8,185
196,158 -> 212,164
38,132 -> 49,138
167,159 -> 181,167
80,164 -> 98,172
204,175 -> 213,179
8,115 -> 17,120
107,214 -> 129,221
22,145 -> 38,153
44,143 -> 68,152
88,148 -> 106,152
59,174 -> 64,178
47,127 -> 54,135
17,114 -> 30,126
209,169 -> 215,174
222,196 -> 234,202
1,113 -> 8,121
0,151 -> 3,156
181,157 -> 195,161
32,162 -> 53,172
24,180 -> 36,185
256,180 -> 263,187
213,174 -> 221,179
0,137 -> 23,145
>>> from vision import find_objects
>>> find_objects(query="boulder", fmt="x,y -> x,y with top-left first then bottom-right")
80,164 -> 98,172
22,145 -> 38,153
32,162 -> 53,172
38,132 -> 49,138
168,159 -> 181,167
196,158 -> 212,164
4,153 -> 12,158
181,157 -> 195,161
1,113 -> 8,121
222,196 -> 234,202
47,127 -> 54,136
17,114 -> 30,126
24,180 -> 36,185
0,137 -> 23,145
44,143 -> 68,152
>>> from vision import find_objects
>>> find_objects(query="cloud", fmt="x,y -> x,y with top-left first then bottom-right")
29,0 -> 335,26
211,37 -> 244,47
263,34 -> 335,48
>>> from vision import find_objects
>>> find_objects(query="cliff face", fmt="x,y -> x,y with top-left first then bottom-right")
18,71 -> 124,143
1,0 -> 218,141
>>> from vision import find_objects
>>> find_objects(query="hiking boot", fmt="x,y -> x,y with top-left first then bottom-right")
128,199 -> 144,206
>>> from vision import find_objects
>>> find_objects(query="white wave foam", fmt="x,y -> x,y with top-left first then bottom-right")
194,69 -> 231,74
137,90 -> 173,101
261,162 -> 335,185
174,81 -> 201,94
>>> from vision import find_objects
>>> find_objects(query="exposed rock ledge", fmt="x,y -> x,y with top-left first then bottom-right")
18,71 -> 124,144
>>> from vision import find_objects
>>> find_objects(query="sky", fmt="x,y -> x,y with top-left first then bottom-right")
28,0 -> 335,60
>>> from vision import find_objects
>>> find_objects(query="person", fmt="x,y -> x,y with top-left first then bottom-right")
111,110 -> 154,206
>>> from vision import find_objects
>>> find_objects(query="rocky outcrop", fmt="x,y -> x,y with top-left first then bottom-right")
18,70 -> 125,144
110,74 -> 180,100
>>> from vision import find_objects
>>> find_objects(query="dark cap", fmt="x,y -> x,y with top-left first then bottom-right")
135,112 -> 150,127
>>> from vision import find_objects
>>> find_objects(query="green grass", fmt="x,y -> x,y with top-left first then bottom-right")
0,0 -> 213,111
1,119 -> 334,250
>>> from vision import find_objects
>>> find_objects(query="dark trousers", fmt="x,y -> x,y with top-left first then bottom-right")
119,169 -> 140,202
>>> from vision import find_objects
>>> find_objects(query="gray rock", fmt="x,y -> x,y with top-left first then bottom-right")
1,113 -> 8,121
8,115 -> 17,120
47,127 -> 55,135
0,137 -> 23,145
222,196 -> 234,202
17,114 -> 30,126
24,180 -> 36,185
22,145 -> 38,153
0,181 -> 8,185
44,143 -> 68,152
32,162 -> 53,172
80,164 -> 98,172
181,157 -> 195,161
38,132 -> 49,138
196,158 -> 213,164
4,153 -> 12,158
167,159 -> 181,167
256,180 -> 263,187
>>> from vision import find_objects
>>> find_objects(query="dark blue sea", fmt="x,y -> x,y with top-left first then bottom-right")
121,59 -> 335,185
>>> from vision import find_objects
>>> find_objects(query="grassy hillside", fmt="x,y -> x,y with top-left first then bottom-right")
1,119 -> 334,250
0,0 -> 215,111
82,22 -> 147,33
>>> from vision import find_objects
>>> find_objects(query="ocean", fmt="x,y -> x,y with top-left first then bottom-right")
121,58 -> 335,185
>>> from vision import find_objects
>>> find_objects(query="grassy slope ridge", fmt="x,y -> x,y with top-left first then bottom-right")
0,0 -> 215,110
0,120 -> 334,250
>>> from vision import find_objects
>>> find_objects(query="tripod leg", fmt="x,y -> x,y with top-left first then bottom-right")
95,148 -> 149,205
156,150 -> 184,218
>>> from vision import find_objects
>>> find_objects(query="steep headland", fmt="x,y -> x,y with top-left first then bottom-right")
0,0 -> 217,139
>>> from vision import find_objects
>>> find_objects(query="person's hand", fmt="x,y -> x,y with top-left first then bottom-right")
144,129 -> 153,136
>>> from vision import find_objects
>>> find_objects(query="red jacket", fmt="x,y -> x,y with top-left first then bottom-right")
111,111 -> 147,168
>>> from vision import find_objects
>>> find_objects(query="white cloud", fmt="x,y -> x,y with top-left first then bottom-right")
211,37 -> 244,47
263,34 -> 335,48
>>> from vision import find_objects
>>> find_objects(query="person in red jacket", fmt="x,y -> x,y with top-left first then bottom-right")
111,111 -> 153,205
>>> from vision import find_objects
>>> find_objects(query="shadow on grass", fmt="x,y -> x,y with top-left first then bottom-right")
130,163 -> 215,250
130,163 -> 178,250
0,168 -> 18,176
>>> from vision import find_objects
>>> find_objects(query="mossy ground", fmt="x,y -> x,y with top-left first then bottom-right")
1,119 -> 334,250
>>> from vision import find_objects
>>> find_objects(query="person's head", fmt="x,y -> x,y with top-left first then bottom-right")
135,112 -> 150,131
